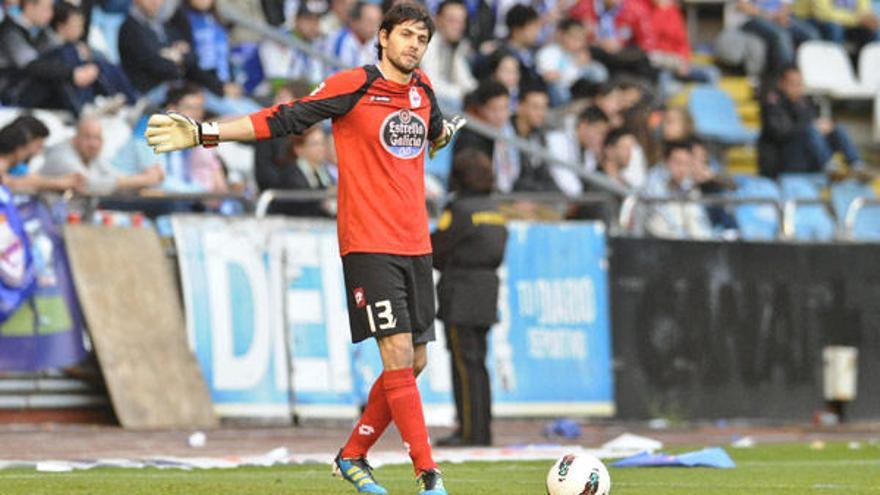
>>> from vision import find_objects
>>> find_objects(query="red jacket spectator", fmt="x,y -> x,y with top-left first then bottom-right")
650,0 -> 690,61
570,0 -> 657,52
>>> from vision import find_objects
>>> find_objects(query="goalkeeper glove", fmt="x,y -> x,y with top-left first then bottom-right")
144,112 -> 220,154
429,115 -> 466,159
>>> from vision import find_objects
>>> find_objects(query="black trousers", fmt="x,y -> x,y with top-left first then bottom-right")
445,323 -> 492,445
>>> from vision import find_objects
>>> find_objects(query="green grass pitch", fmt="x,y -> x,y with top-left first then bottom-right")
1,443 -> 877,494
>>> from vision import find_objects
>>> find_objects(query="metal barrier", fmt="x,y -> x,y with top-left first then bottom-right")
255,188 -> 619,223
619,195 -> 786,238
842,197 -> 880,240
782,198 -> 835,240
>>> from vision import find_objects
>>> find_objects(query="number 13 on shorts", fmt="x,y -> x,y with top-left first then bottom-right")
366,300 -> 397,333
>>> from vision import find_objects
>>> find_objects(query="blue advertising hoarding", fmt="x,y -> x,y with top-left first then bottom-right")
173,217 -> 613,421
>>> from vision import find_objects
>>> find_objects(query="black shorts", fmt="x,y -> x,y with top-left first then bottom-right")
342,253 -> 436,344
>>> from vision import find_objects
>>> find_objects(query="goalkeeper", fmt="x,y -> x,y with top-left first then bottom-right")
145,3 -> 464,494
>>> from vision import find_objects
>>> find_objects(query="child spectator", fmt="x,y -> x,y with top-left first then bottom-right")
537,19 -> 609,105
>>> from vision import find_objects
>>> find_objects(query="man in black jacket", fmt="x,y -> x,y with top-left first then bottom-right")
454,80 -> 518,192
511,81 -> 558,192
118,0 -> 224,99
758,66 -> 866,178
0,0 -> 99,109
431,149 -> 508,447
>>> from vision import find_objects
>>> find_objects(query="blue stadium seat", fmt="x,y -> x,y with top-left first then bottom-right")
830,180 -> 880,241
733,175 -> 781,240
688,85 -> 758,145
778,174 -> 835,241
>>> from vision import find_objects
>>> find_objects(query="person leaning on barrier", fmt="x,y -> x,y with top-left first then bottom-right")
42,115 -> 165,195
431,149 -> 508,447
1,115 -> 87,194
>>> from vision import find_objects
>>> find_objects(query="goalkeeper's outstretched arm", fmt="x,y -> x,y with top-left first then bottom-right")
144,112 -> 257,154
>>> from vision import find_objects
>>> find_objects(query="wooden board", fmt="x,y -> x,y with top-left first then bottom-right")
63,225 -> 217,429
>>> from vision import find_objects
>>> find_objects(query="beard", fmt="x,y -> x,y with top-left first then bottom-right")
388,51 -> 419,74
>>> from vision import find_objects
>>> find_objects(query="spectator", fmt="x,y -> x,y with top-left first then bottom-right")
599,126 -> 647,188
649,0 -> 720,93
569,0 -> 658,82
658,106 -> 694,142
167,0 -> 261,115
485,48 -> 521,108
643,140 -> 712,238
594,82 -> 624,128
462,0 -> 496,55
713,27 -> 767,83
1,115 -> 86,193
549,106 -> 611,196
45,1 -> 138,114
691,138 -> 739,233
0,123 -> 30,175
511,82 -> 558,192
498,4 -> 544,87
736,0 -> 818,73
256,125 -> 334,216
41,116 -> 165,194
260,2 -> 326,85
454,80 -> 520,193
807,0 -> 880,50
324,1 -> 381,73
536,19 -> 609,105
321,0 -> 355,34
253,80 -> 312,191
420,0 -> 477,111
119,0 -> 228,110
0,0 -> 100,110
758,65 -> 865,178
113,83 -> 228,193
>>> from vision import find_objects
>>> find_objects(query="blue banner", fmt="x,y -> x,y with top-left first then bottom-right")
173,216 -> 292,419
0,200 -> 86,371
173,217 -> 613,420
490,222 -> 613,415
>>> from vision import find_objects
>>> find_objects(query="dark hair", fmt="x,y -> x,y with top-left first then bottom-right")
472,79 -> 509,106
50,1 -> 82,30
776,64 -> 800,85
519,79 -> 548,100
569,78 -> 601,100
578,106 -> 609,125
376,2 -> 434,59
603,127 -> 633,148
164,82 -> 203,108
663,139 -> 693,159
486,47 -> 517,76
436,0 -> 465,15
505,4 -> 538,32
0,124 -> 29,155
11,115 -> 50,140
451,148 -> 494,194
557,18 -> 582,32
596,81 -> 619,98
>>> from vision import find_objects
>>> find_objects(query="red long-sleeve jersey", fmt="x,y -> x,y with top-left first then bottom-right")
249,65 -> 444,256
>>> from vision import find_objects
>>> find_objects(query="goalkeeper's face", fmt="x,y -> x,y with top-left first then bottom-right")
380,20 -> 430,74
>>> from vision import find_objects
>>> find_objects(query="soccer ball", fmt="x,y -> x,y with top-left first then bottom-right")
546,453 -> 611,495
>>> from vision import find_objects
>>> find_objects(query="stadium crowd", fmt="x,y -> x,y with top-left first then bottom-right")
0,0 -> 877,238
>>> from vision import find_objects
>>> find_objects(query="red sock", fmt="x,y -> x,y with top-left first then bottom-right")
341,373 -> 393,459
383,367 -> 436,474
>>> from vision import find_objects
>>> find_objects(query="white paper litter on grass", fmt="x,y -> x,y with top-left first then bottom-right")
5,444 -> 644,472
601,433 -> 663,453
